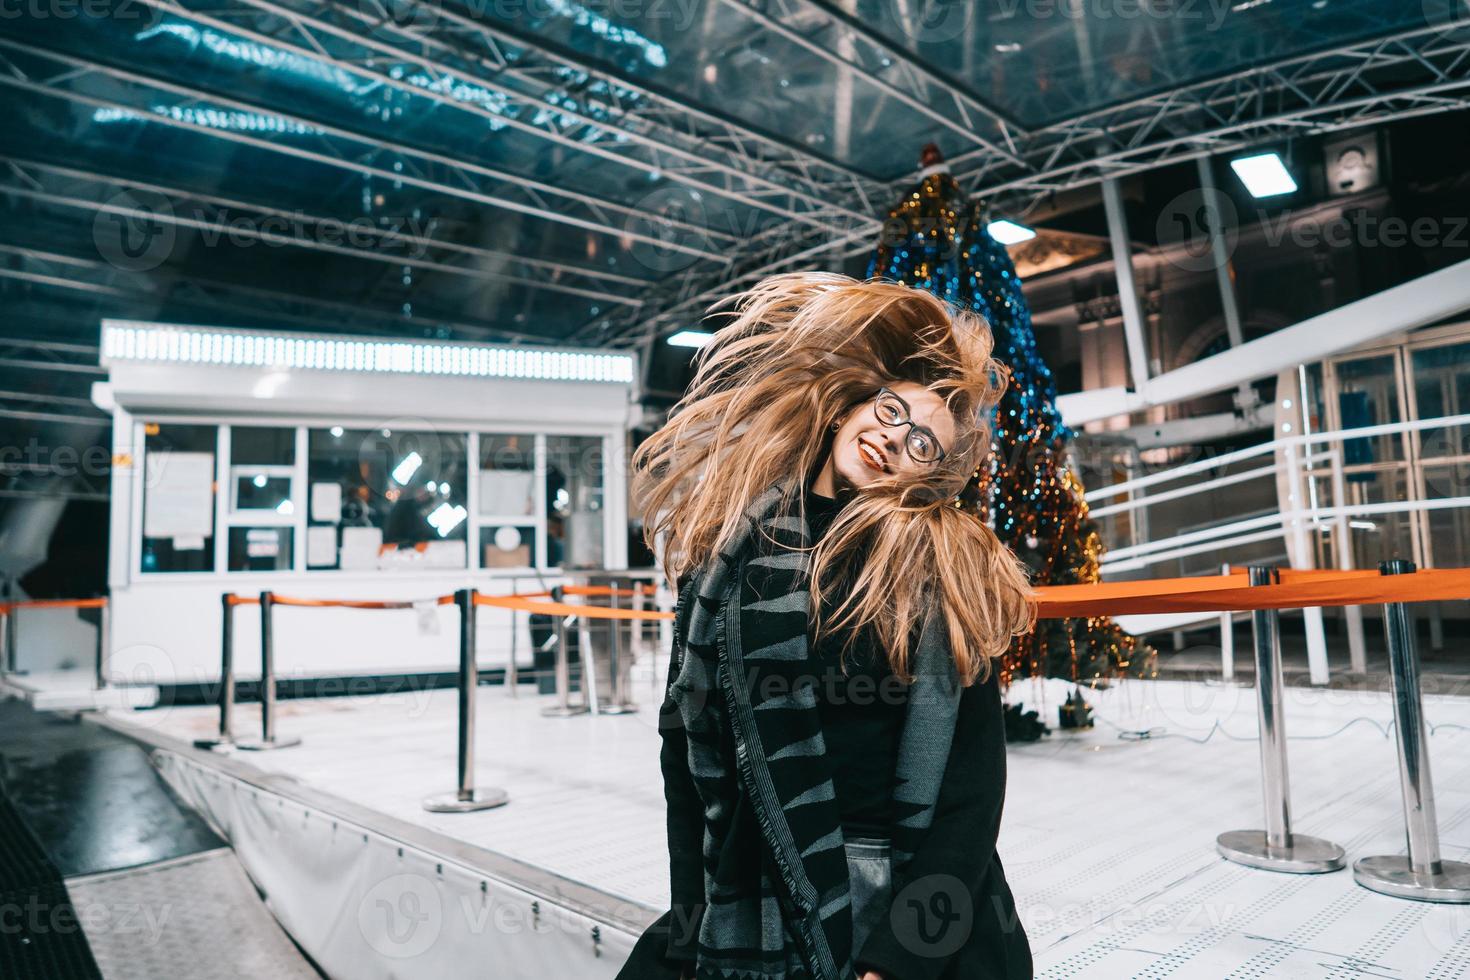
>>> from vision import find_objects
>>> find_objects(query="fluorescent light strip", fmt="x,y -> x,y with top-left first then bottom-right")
101,324 -> 635,384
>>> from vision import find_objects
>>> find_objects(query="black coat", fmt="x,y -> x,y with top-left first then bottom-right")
617,666 -> 1032,980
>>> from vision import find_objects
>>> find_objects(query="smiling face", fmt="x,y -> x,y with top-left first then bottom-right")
813,380 -> 958,496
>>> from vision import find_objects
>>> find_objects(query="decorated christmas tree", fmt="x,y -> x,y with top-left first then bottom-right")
868,145 -> 1155,712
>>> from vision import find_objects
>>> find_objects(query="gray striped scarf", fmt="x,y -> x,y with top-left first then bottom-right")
668,478 -> 963,979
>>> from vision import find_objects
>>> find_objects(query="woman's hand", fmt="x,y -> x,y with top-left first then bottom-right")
859,972 -> 886,980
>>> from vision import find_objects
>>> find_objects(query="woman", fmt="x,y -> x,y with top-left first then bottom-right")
619,272 -> 1035,980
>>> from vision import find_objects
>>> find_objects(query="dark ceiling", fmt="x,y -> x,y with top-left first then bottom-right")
0,0 -> 1466,468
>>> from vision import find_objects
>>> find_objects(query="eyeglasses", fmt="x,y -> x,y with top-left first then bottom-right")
871,387 -> 947,465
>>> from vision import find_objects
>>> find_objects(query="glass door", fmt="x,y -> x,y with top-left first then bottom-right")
1321,349 -> 1422,569
1407,338 -> 1470,570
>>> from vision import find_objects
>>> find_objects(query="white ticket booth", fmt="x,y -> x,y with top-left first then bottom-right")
93,320 -> 639,689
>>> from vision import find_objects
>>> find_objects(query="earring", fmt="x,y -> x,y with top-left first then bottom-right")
829,419 -> 841,431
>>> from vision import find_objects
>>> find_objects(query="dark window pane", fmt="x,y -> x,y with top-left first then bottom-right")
141,423 -> 216,574
306,427 -> 467,571
228,527 -> 294,572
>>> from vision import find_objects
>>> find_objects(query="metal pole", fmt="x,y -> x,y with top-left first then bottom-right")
424,589 -> 509,812
0,607 -> 9,677
1100,176 -> 1152,390
542,587 -> 588,718
1219,563 -> 1234,681
1217,565 -> 1345,873
1328,448 -> 1368,672
576,604 -> 601,716
506,606 -> 519,698
1283,442 -> 1330,685
94,598 -> 110,691
4,593 -> 18,676
600,579 -> 635,715
238,591 -> 300,750
1354,560 -> 1470,902
195,594 -> 238,749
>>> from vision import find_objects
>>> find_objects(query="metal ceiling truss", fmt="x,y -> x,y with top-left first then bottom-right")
952,23 -> 1470,206
0,37 -> 732,262
607,20 -> 1470,347
136,0 -> 876,235
0,157 -> 647,308
0,241 -> 557,345
5,4 -> 1470,364
573,209 -> 876,355
330,0 -> 887,203
716,0 -> 1023,167
0,332 -> 104,376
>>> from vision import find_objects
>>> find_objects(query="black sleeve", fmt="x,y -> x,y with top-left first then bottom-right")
853,668 -> 1008,980
661,586 -> 706,966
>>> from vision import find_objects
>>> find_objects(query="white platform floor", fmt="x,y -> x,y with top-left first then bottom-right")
107,672 -> 1470,978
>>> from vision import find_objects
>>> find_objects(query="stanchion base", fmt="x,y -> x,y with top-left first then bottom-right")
192,736 -> 235,750
1216,830 -> 1346,873
595,702 -> 638,715
540,705 -> 590,718
235,735 -> 303,751
422,788 -> 510,813
1353,855 -> 1470,903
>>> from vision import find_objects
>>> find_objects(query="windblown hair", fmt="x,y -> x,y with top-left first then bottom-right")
631,272 -> 1036,686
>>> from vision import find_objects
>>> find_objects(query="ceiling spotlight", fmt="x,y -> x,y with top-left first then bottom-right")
1230,151 -> 1298,198
986,219 -> 1036,245
667,330 -> 714,349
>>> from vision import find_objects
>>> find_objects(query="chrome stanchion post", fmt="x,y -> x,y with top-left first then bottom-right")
3,598 -> 18,677
195,594 -> 239,750
94,597 -> 110,691
506,605 -> 519,698
1354,560 -> 1470,902
1217,565 -> 1345,873
600,579 -> 635,715
424,590 -> 509,813
238,591 -> 300,751
542,587 -> 588,718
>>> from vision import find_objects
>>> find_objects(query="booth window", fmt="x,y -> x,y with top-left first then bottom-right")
545,435 -> 604,569
140,422 -> 217,574
226,426 -> 297,572
230,426 -> 295,515
478,433 -> 537,569
228,527 -> 294,572
306,427 -> 468,571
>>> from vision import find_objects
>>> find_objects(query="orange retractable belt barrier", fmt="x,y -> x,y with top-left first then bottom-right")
1034,566 -> 1470,618
473,592 -> 674,622
561,584 -> 658,598
225,594 -> 260,607
0,597 -> 107,613
266,594 -> 457,609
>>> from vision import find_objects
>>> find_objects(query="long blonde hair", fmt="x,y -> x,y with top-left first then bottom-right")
631,272 -> 1036,686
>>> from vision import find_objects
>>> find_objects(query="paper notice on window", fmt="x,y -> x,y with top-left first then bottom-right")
479,470 -> 534,516
245,528 -> 281,558
339,526 -> 383,571
307,526 -> 338,567
145,451 -> 214,539
310,482 -> 343,523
